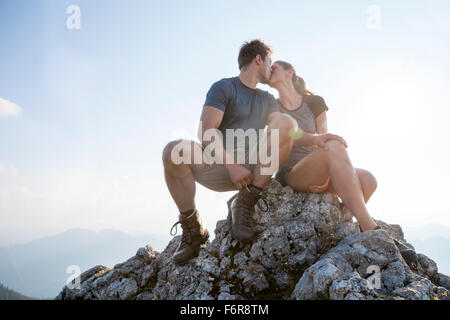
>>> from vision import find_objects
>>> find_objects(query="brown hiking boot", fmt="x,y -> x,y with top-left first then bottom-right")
170,210 -> 209,266
228,186 -> 268,244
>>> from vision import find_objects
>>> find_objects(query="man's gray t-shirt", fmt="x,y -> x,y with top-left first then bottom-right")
203,77 -> 279,150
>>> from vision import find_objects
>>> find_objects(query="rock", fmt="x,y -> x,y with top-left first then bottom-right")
438,273 -> 450,290
329,272 -> 378,300
291,258 -> 344,300
104,277 -> 139,300
391,278 -> 434,300
291,229 -> 408,299
416,253 -> 438,280
373,219 -> 405,241
56,245 -> 159,300
55,179 -> 450,300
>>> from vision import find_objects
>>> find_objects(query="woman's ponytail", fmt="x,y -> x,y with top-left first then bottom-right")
292,74 -> 313,96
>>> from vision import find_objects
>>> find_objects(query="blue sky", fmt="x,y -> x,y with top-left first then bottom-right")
1,0 -> 450,244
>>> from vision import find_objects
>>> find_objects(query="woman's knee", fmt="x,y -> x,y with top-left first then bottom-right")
358,169 -> 378,196
316,140 -> 348,167
325,139 -> 347,153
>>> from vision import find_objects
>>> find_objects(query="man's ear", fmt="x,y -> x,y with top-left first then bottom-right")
255,54 -> 263,65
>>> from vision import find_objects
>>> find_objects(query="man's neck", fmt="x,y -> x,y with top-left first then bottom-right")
239,68 -> 259,89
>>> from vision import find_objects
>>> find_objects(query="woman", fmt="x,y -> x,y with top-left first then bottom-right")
269,61 -> 378,232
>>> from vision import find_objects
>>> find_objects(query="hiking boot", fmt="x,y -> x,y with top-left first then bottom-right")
170,210 -> 209,266
360,224 -> 419,270
228,186 -> 268,244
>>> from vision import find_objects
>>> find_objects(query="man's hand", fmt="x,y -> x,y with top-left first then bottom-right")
225,163 -> 253,189
309,176 -> 331,193
313,133 -> 347,151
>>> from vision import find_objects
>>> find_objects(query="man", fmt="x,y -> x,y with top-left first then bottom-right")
162,39 -> 345,266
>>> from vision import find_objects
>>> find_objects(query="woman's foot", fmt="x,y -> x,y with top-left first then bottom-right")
358,224 -> 381,232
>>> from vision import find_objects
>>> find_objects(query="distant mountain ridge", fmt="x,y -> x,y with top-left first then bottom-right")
0,282 -> 33,300
0,228 -> 171,298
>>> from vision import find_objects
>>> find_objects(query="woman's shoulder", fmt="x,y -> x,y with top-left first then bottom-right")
304,94 -> 326,105
304,94 -> 328,117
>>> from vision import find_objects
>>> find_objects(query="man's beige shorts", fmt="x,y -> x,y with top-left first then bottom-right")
191,145 -> 258,192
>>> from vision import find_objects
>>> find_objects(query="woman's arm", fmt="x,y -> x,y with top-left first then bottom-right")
315,111 -> 328,134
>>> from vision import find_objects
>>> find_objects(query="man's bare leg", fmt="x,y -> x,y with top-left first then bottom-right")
162,139 -> 206,212
162,139 -> 211,265
286,140 -> 378,231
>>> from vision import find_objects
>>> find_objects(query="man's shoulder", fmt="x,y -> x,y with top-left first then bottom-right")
257,88 -> 278,103
211,76 -> 237,88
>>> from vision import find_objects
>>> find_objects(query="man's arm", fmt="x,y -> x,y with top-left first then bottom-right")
266,111 -> 346,150
198,106 -> 253,189
198,106 -> 229,161
266,112 -> 347,150
294,130 -> 347,150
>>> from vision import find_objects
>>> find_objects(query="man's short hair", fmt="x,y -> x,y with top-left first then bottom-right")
238,39 -> 273,70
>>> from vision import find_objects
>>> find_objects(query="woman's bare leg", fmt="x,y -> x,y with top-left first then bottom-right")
286,140 -> 378,231
324,168 -> 377,203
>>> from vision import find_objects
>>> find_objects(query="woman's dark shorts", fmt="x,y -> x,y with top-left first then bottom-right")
274,166 -> 292,187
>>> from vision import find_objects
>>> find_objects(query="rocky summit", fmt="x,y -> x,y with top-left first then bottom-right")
56,180 -> 450,300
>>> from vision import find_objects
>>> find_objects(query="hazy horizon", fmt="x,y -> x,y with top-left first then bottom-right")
1,221 -> 449,249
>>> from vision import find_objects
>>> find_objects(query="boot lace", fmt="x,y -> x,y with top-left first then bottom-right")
170,211 -> 196,247
245,186 -> 269,212
239,187 -> 269,227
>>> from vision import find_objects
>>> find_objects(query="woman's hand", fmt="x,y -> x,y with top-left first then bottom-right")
313,133 -> 347,150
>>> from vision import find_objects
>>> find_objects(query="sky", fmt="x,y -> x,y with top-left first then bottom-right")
0,0 -> 450,245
